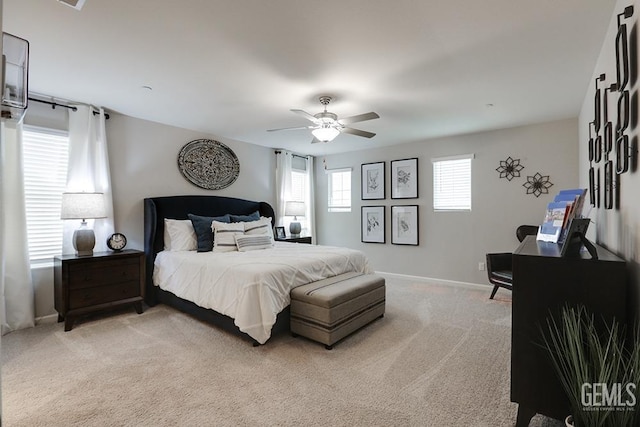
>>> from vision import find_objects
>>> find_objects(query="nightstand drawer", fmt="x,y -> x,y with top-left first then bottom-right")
68,262 -> 140,289
69,280 -> 140,309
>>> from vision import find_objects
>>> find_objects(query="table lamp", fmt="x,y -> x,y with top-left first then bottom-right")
285,201 -> 305,237
61,192 -> 106,256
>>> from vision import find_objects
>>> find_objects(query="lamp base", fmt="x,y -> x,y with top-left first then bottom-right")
73,222 -> 96,256
289,221 -> 301,238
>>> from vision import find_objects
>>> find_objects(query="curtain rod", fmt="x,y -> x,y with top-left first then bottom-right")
27,97 -> 110,120
274,150 -> 308,160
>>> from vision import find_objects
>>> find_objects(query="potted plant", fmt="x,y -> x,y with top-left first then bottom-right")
542,305 -> 640,427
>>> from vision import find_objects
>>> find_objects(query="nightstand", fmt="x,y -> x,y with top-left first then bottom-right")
54,249 -> 145,331
275,236 -> 312,244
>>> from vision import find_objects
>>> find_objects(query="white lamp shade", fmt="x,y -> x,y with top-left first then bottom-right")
312,126 -> 340,142
61,192 -> 107,220
285,201 -> 306,217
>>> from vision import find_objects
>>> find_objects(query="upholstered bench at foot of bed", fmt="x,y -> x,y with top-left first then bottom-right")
290,272 -> 386,349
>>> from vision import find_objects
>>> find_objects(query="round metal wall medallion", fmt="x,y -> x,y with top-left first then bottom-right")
177,139 -> 240,190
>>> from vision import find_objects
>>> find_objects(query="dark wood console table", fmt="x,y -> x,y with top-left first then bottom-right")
511,236 -> 627,426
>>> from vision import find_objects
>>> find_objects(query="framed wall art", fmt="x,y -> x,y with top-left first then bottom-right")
361,206 -> 385,243
361,162 -> 385,200
391,205 -> 419,245
391,158 -> 418,199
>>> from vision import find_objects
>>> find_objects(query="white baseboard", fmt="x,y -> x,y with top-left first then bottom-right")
35,314 -> 59,325
375,271 -> 489,290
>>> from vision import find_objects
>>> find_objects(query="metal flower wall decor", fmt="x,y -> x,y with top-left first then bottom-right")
523,172 -> 553,197
496,156 -> 524,181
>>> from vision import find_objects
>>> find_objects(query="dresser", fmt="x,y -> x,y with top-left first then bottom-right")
54,250 -> 145,331
511,236 -> 627,425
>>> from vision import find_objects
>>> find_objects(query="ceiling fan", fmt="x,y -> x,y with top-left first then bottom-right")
267,96 -> 380,143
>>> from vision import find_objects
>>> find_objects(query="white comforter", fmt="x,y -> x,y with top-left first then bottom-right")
153,242 -> 372,344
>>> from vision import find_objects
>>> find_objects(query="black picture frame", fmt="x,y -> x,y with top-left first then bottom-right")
391,205 -> 419,245
391,158 -> 418,199
361,206 -> 385,243
361,162 -> 385,200
560,218 -> 596,259
274,226 -> 286,239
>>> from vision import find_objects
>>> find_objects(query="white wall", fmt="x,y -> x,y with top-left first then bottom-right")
578,0 -> 640,319
26,108 -> 276,319
1,0 -> 4,420
106,113 -> 276,251
316,118 -> 579,285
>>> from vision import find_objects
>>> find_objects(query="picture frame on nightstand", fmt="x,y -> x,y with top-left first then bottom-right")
274,226 -> 286,239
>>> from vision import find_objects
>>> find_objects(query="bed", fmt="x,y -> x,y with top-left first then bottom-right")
144,195 -> 371,344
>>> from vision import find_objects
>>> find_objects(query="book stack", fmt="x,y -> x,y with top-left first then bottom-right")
537,189 -> 587,243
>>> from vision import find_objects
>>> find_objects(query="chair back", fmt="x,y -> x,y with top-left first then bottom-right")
516,225 -> 539,242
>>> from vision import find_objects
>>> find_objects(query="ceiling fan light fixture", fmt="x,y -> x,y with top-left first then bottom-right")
312,126 -> 340,142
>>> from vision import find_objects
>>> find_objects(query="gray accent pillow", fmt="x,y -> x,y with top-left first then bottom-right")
188,213 -> 231,252
229,211 -> 260,223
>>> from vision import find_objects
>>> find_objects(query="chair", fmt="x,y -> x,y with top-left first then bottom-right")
486,225 -> 539,299
516,225 -> 539,243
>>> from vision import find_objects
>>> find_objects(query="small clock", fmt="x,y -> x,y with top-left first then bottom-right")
107,233 -> 127,251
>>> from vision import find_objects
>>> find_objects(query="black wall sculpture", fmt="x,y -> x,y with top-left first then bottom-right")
587,4 -> 636,211
523,172 -> 553,198
496,156 -> 524,181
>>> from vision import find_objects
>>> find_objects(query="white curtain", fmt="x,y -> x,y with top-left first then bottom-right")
0,120 -> 35,334
275,150 -> 293,227
305,156 -> 317,243
275,150 -> 316,242
63,105 -> 114,254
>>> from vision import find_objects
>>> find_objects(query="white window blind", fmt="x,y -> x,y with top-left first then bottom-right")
22,126 -> 70,263
432,154 -> 473,211
289,169 -> 308,230
291,170 -> 306,203
327,169 -> 351,212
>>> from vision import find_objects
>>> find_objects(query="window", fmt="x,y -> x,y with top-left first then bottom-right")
432,154 -> 473,211
22,126 -> 69,263
327,169 -> 351,212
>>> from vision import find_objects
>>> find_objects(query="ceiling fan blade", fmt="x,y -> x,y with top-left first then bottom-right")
340,127 -> 376,138
291,109 -> 321,124
338,112 -> 379,125
267,125 -> 314,132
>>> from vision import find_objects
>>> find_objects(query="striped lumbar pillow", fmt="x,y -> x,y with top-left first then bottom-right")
235,234 -> 274,252
212,221 -> 245,252
243,217 -> 274,238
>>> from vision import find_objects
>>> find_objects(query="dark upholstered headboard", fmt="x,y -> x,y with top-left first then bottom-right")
143,195 -> 276,305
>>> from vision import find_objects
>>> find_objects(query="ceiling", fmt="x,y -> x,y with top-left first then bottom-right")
4,0 -> 614,155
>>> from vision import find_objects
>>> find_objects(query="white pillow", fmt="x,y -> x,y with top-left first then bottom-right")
164,219 -> 197,251
243,217 -> 274,238
212,221 -> 245,252
235,234 -> 274,252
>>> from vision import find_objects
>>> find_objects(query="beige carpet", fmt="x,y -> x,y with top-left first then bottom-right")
2,278 -> 563,426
